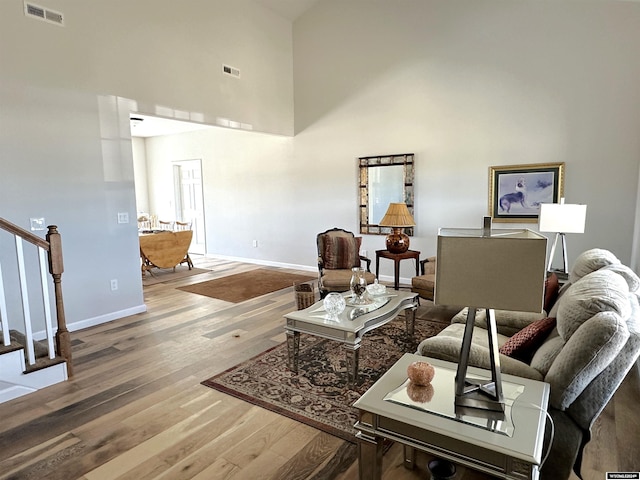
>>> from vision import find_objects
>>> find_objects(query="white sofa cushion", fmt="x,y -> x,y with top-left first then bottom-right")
416,323 -> 543,381
557,269 -> 630,341
451,307 -> 547,337
546,311 -> 629,410
568,248 -> 620,284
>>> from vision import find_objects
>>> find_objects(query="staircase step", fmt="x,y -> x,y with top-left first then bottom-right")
0,349 -> 67,398
0,381 -> 36,403
0,341 -> 24,355
24,356 -> 66,374
9,329 -> 49,358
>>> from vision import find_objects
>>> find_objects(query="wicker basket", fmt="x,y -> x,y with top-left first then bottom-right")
294,281 -> 316,310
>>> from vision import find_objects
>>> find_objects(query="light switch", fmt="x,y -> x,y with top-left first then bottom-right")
117,212 -> 129,224
30,217 -> 45,231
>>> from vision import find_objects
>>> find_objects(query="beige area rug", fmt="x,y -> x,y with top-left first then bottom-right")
177,268 -> 316,303
142,266 -> 212,286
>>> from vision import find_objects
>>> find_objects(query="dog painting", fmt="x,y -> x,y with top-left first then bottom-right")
500,177 -> 527,213
499,177 -> 527,213
491,164 -> 563,222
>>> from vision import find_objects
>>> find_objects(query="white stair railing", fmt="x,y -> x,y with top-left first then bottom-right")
39,247 -> 56,360
0,219 -> 70,375
14,237 -> 44,366
0,263 -> 10,347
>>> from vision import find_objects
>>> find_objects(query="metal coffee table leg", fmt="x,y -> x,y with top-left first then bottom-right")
286,330 -> 300,373
344,344 -> 360,388
404,305 -> 417,336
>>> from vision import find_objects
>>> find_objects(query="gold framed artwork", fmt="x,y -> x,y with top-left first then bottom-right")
489,163 -> 565,223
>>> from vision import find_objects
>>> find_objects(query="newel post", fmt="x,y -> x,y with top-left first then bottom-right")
46,225 -> 73,377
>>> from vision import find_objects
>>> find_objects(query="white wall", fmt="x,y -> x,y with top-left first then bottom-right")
3,0 -> 640,331
140,0 -> 640,285
292,0 -> 640,278
132,137 -> 150,215
144,128 -> 308,266
2,0 -> 294,136
0,1 -> 295,330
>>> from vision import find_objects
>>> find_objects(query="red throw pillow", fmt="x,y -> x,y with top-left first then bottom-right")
544,273 -> 560,313
499,317 -> 556,363
323,236 -> 358,269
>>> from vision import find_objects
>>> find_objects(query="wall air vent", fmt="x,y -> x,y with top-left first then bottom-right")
24,1 -> 64,26
222,64 -> 241,78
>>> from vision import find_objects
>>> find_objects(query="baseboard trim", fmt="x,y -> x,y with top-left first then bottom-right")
66,305 -> 147,332
205,254 -> 410,286
206,253 -> 317,273
31,304 -> 148,339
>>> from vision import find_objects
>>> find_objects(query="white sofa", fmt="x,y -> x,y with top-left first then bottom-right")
416,248 -> 640,480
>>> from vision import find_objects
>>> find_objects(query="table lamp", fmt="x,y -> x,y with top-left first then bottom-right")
435,217 -> 547,411
379,202 -> 416,253
538,198 -> 587,275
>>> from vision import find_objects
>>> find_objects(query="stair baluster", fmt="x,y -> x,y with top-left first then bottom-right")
0,218 -> 72,378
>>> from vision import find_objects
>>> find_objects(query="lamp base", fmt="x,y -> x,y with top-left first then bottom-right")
386,227 -> 410,253
455,378 -> 505,412
547,232 -> 569,275
455,307 -> 505,412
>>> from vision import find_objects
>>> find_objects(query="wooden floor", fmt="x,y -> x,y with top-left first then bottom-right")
0,256 -> 638,480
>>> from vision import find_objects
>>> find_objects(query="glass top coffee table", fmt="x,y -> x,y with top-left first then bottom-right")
284,291 -> 419,389
353,353 -> 550,480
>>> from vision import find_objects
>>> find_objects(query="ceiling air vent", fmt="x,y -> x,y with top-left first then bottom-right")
222,64 -> 240,78
24,1 -> 64,26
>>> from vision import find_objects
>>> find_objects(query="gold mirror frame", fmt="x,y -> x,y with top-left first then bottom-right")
359,153 -> 415,235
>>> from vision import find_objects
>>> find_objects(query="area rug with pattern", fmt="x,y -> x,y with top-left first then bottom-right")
202,315 -> 449,442
178,268 -> 316,303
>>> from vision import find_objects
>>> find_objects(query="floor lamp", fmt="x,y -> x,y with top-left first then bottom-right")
538,198 -> 587,275
435,217 -> 547,412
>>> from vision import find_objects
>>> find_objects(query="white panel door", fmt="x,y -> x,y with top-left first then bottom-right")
173,159 -> 205,254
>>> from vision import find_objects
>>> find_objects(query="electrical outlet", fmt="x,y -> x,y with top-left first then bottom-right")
110,279 -> 118,291
361,249 -> 368,257
253,240 -> 258,247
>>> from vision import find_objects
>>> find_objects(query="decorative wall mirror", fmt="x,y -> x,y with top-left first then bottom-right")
359,153 -> 415,235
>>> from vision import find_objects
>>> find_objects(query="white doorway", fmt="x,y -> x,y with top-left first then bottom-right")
172,159 -> 206,255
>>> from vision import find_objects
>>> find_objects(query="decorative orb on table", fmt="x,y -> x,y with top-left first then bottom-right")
407,361 -> 435,386
323,292 -> 346,318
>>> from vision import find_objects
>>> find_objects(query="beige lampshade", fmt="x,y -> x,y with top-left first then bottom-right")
435,224 -> 547,313
379,203 -> 416,227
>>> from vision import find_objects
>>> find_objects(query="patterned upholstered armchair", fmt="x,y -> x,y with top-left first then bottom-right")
317,228 -> 376,298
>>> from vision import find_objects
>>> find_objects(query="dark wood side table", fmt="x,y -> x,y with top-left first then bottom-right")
375,249 -> 420,290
